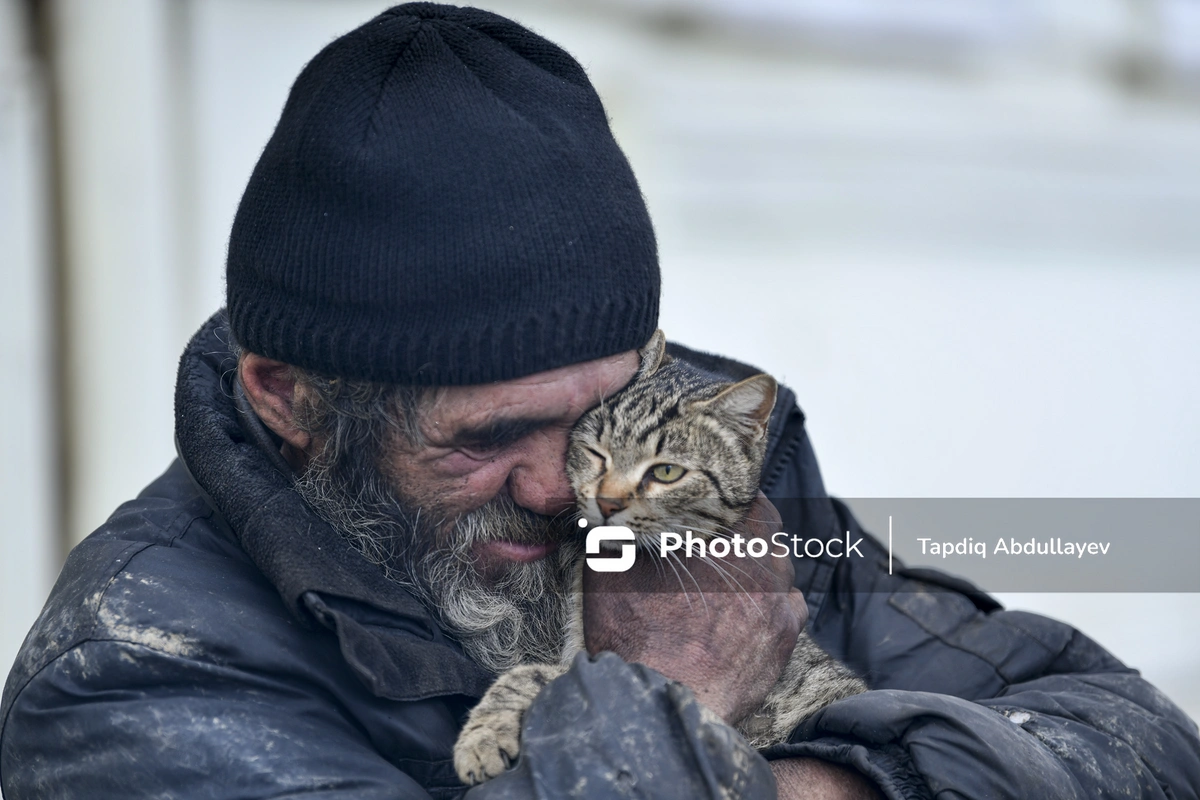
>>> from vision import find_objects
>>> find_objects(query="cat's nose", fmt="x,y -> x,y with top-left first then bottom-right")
597,497 -> 625,519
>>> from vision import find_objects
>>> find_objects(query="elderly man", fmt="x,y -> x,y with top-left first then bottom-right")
3,5 -> 1197,799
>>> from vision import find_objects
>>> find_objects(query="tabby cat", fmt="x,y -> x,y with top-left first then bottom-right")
453,330 -> 866,785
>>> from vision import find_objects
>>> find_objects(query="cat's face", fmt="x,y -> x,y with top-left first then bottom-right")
566,332 -> 777,544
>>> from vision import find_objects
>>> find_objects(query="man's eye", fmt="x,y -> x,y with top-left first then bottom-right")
649,464 -> 686,483
457,445 -> 499,460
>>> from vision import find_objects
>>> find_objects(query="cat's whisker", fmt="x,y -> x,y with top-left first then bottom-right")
671,552 -> 738,611
702,558 -> 743,594
668,551 -> 709,613
666,550 -> 699,600
697,556 -> 760,610
738,518 -> 782,532
556,506 -> 583,525
700,552 -> 767,589
661,550 -> 695,609
660,524 -> 784,605
687,548 -> 772,617
648,545 -> 671,581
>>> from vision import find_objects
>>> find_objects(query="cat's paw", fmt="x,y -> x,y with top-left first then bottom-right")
454,718 -> 521,786
453,664 -> 565,785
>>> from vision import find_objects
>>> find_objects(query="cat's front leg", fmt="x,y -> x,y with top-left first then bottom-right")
736,633 -> 868,749
454,663 -> 567,785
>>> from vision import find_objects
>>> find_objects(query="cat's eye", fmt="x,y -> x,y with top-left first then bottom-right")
649,464 -> 686,483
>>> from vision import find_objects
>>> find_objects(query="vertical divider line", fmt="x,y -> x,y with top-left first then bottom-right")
889,515 -> 893,575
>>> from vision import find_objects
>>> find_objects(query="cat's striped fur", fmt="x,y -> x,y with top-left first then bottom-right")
453,331 -> 867,785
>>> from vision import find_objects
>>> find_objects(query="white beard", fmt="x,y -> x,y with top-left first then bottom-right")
294,458 -> 576,673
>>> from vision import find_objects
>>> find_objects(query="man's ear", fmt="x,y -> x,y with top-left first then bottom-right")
238,353 -> 313,453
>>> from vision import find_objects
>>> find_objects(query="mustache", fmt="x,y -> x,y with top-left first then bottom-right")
408,494 -> 577,585
436,494 -> 575,548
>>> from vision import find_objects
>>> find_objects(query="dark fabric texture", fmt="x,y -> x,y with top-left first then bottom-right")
3,312 -> 1199,799
226,3 -> 660,385
473,652 -> 776,799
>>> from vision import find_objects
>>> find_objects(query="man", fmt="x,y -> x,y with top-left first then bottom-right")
2,5 -> 1197,799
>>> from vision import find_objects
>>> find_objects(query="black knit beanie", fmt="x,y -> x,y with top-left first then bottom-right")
226,3 -> 660,385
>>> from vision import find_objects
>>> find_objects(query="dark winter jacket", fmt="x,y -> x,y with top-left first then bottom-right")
3,313 -> 1198,799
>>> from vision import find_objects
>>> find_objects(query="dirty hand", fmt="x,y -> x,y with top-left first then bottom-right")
582,493 -> 806,726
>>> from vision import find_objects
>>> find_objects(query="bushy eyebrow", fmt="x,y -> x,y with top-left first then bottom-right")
448,416 -> 559,450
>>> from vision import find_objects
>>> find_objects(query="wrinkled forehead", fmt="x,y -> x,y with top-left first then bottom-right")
422,350 -> 640,443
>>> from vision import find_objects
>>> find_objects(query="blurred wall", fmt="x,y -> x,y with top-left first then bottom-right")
0,0 -> 57,697
1,0 -> 1197,717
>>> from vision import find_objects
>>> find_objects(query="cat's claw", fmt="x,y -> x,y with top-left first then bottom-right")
453,722 -> 522,785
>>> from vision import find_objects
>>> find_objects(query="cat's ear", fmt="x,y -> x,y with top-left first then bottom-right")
637,329 -> 668,377
702,374 -> 777,435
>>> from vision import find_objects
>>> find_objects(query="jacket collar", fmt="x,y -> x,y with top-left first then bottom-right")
174,311 -> 494,701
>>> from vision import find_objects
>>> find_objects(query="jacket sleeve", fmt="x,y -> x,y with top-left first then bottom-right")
765,493 -> 1200,800
1,639 -> 439,799
468,652 -> 776,800
2,639 -> 775,800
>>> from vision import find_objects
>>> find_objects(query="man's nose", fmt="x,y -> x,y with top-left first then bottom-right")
597,498 -> 625,519
505,432 -> 575,517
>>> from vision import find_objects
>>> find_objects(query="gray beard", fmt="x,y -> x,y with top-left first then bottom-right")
293,453 -> 578,674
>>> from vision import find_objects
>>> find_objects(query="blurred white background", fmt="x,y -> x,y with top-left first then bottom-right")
2,0 -> 1198,721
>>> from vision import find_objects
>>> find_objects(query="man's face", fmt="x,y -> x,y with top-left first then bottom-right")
288,348 -> 639,673
384,350 -> 640,578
